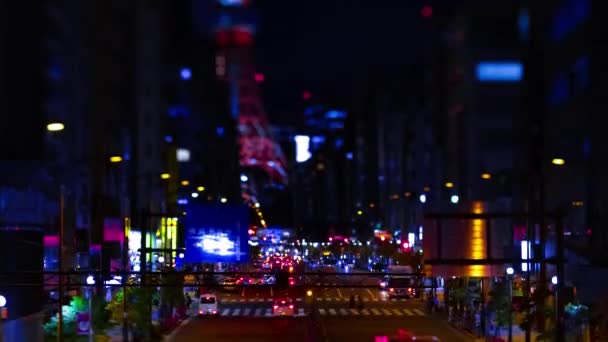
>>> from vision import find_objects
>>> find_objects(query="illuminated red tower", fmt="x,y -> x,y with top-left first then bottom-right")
214,1 -> 287,185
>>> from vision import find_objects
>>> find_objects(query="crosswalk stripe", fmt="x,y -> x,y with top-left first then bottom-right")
371,308 -> 381,315
339,308 -> 348,315
254,308 -> 263,316
297,308 -> 305,316
413,309 -> 425,316
403,309 -> 414,316
257,298 -> 264,302
248,299 -> 255,302
239,299 -> 246,302
220,308 -> 231,316
296,298 -> 303,302
363,298 -> 369,302
319,308 -> 327,316
392,309 -> 403,316
381,309 -> 392,316
329,308 -> 337,316
361,309 -> 370,315
326,298 -> 332,301
232,308 -> 241,316
350,308 -> 360,315
265,308 -> 272,316
243,308 -> 252,316
316,298 -> 322,301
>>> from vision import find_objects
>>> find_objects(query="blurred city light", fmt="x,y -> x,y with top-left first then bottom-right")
451,195 -> 459,204
302,90 -> 312,100
179,253 -> 185,259
86,275 -> 95,285
240,174 -> 248,182
191,192 -> 199,198
476,61 -> 523,82
178,198 -> 188,205
254,73 -> 264,82
552,158 -> 566,165
197,186 -> 205,192
357,210 -> 363,216
506,267 -> 514,275
481,173 -> 492,179
160,173 -> 171,179
181,180 -> 190,186
521,240 -> 529,271
445,182 -> 454,188
220,197 -> 228,203
419,194 -> 427,203
294,135 -> 312,163
158,256 -> 165,263
552,276 -> 558,285
180,67 -> 192,80
420,5 -> 433,18
109,156 -> 123,163
46,122 -> 65,132
177,148 -> 191,162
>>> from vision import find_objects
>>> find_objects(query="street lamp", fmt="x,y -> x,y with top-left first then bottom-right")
197,186 -> 205,192
109,156 -> 123,163
191,192 -> 199,198
160,173 -> 170,180
506,267 -> 515,342
46,122 -> 65,132
419,194 -> 427,203
450,195 -> 459,204
551,158 -> 565,166
445,181 -> 454,188
220,197 -> 228,203
481,173 -> 492,180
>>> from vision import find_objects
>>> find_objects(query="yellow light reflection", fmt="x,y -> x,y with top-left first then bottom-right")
468,201 -> 486,277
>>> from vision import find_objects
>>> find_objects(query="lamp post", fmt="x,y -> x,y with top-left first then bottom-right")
85,276 -> 95,342
506,267 -> 514,342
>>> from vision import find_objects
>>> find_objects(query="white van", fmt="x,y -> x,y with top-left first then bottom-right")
196,294 -> 218,316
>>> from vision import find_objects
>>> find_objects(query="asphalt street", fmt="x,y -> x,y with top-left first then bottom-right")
170,276 -> 470,342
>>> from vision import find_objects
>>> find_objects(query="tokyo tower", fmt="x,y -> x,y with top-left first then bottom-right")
214,0 -> 287,187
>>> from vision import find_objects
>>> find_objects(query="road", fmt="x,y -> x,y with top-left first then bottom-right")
169,274 -> 470,341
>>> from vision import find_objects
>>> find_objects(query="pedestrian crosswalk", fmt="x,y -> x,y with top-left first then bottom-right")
317,307 -> 426,317
213,307 -> 307,317
219,297 -> 413,303
199,306 -> 426,318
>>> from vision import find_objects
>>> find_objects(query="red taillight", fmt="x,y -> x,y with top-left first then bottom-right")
212,310 -> 217,314
389,288 -> 394,292
199,310 -> 203,314
273,305 -> 278,309
408,288 -> 412,292
289,305 -> 294,309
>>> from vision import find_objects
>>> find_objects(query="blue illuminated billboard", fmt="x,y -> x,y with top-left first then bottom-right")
184,204 -> 250,263
476,61 -> 522,82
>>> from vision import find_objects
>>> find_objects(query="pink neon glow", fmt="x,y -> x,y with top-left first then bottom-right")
44,235 -> 59,248
302,91 -> 312,100
104,218 -> 124,243
254,73 -> 265,82
421,5 -> 433,18
90,244 -> 101,253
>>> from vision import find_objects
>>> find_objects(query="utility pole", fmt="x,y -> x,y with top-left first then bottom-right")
523,0 -> 548,333
57,186 -> 65,342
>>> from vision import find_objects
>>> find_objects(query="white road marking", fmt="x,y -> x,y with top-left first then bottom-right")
413,309 -> 425,316
297,308 -> 305,316
371,308 -> 381,315
392,309 -> 403,316
361,309 -> 370,315
381,309 -> 392,316
339,308 -> 348,315
232,308 -> 241,316
403,309 -> 414,316
265,308 -> 272,316
366,289 -> 377,300
336,288 -> 343,298
329,308 -> 337,316
243,308 -> 252,316
254,308 -> 263,316
220,308 -> 231,316
350,308 -> 360,315
319,308 -> 327,316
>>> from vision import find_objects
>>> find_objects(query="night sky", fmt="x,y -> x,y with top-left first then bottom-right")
254,0 -> 430,123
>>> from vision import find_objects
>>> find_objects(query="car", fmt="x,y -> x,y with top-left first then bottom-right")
196,294 -> 218,316
387,276 -> 416,299
272,298 -> 295,316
